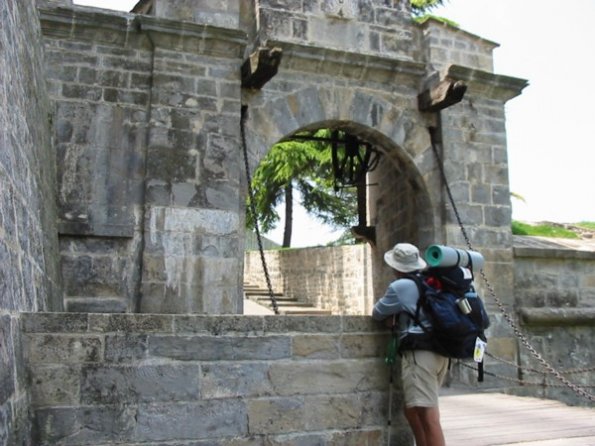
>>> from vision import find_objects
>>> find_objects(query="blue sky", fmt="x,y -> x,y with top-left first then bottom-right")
75,0 -> 595,246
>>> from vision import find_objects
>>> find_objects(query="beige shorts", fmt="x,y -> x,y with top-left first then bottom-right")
401,350 -> 449,408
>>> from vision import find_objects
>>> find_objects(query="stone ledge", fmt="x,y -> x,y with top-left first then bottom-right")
267,38 -> 426,80
136,15 -> 246,57
20,313 -> 386,334
38,6 -> 248,58
519,307 -> 595,327
445,64 -> 528,101
514,246 -> 595,261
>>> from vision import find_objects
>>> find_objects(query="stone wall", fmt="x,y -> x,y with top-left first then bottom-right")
40,7 -> 152,313
0,1 -> 62,444
514,242 -> 595,308
255,0 -> 418,61
22,313 -> 408,445
511,241 -> 595,406
245,244 -> 374,315
39,5 -> 247,314
515,308 -> 595,407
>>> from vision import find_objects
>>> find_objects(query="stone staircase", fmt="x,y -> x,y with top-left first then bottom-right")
243,283 -> 332,315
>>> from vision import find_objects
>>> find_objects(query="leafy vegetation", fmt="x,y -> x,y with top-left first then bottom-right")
511,221 -> 579,239
410,0 -> 446,15
247,130 -> 358,248
576,222 -> 595,231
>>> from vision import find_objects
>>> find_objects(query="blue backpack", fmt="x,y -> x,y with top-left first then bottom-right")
402,267 -> 490,380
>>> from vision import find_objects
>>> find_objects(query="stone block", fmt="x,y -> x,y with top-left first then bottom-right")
134,400 -> 247,442
34,405 -> 137,445
29,364 -> 81,406
81,364 -> 200,404
268,359 -> 386,396
292,334 -> 340,359
484,205 -> 511,227
0,316 -> 15,405
201,362 -> 272,399
301,393 -> 377,431
104,333 -> 148,362
340,333 -> 389,359
247,397 -> 305,434
485,336 -> 518,363
148,335 -> 291,361
174,315 -> 265,334
21,313 -> 88,333
65,297 -> 128,313
88,314 -> 174,333
264,315 -> 341,333
26,334 -> 103,363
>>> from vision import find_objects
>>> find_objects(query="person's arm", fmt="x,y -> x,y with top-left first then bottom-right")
372,282 -> 404,321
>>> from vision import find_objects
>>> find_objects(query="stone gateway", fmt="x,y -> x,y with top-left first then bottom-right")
4,0 -> 592,445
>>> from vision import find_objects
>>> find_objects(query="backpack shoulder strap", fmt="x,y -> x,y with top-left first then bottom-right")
403,273 -> 426,325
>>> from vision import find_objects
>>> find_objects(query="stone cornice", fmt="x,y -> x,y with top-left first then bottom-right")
136,15 -> 247,58
420,18 -> 500,50
265,39 -> 427,81
514,246 -> 595,260
445,64 -> 529,101
38,6 -> 247,58
38,6 -> 147,47
519,307 -> 595,327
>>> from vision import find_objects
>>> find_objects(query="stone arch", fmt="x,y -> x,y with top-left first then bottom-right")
242,84 -> 443,293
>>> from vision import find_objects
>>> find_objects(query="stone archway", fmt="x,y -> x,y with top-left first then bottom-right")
241,84 -> 441,300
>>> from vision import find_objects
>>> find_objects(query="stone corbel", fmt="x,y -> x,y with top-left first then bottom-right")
418,76 -> 467,112
351,225 -> 376,246
444,64 -> 529,102
241,47 -> 283,89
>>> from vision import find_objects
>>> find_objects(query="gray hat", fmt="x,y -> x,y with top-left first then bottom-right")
384,243 -> 427,273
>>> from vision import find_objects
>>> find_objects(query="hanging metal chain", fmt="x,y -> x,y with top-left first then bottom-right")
486,352 -> 595,375
458,361 -> 595,389
240,106 -> 279,315
429,126 -> 595,403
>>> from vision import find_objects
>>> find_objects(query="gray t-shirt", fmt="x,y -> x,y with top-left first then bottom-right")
372,277 -> 432,340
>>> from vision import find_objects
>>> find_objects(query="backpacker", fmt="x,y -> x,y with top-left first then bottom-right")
402,266 -> 490,380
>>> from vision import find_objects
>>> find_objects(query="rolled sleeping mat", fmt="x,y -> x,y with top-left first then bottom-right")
424,244 -> 484,270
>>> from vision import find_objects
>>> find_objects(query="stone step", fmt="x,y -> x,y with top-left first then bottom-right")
254,296 -> 300,303
244,282 -> 331,315
280,308 -> 333,315
244,290 -> 284,297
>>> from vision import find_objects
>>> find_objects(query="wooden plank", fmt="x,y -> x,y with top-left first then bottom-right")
441,393 -> 595,446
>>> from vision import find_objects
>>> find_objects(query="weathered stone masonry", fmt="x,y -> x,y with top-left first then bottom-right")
13,0 -> 595,444
0,1 -> 62,443
23,313 -> 405,445
39,4 -> 248,315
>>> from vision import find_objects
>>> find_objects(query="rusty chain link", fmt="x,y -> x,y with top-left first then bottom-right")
458,361 -> 595,389
429,127 -> 594,403
240,106 -> 279,315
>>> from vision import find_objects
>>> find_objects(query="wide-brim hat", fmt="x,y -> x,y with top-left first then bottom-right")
384,243 -> 427,273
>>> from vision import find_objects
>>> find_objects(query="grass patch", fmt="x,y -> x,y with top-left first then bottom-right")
512,221 -> 579,238
576,222 -> 595,231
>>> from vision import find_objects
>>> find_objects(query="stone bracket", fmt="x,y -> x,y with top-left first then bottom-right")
351,225 -> 376,246
418,79 -> 467,112
241,47 -> 283,90
519,307 -> 595,327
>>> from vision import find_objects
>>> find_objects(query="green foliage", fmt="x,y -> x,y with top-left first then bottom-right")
413,14 -> 458,27
410,0 -> 446,16
577,222 -> 595,231
511,221 -> 579,239
247,130 -> 358,246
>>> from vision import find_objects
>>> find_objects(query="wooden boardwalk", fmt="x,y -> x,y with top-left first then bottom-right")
441,392 -> 595,445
